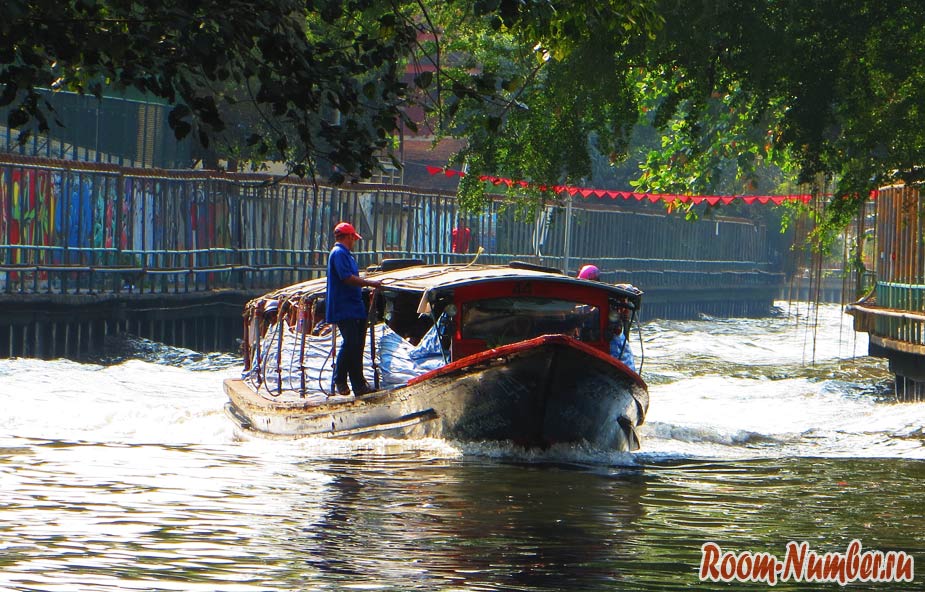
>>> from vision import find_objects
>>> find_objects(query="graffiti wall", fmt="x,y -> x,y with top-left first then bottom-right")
0,156 -> 777,295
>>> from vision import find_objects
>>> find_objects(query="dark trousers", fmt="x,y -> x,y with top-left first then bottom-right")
334,318 -> 367,393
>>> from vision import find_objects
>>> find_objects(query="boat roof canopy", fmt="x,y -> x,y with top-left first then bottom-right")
253,263 -> 643,310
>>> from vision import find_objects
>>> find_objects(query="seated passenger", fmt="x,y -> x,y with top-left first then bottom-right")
610,329 -> 635,372
579,263 -> 636,371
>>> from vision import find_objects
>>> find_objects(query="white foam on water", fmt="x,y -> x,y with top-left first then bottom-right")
1,302 -> 915,463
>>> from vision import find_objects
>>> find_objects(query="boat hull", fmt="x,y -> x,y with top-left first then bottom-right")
224,335 -> 648,451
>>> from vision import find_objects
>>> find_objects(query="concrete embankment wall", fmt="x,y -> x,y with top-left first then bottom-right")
0,155 -> 783,358
0,291 -> 254,359
778,274 -> 861,305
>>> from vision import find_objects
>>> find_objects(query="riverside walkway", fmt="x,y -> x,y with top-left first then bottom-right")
0,154 -> 782,358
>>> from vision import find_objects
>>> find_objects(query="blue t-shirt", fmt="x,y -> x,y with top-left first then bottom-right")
326,243 -> 366,322
610,332 -> 636,372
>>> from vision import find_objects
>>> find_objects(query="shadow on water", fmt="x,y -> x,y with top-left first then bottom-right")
278,456 -> 653,591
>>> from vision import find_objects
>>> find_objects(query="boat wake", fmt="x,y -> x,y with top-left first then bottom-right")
1,302 -> 918,464
90,334 -> 241,371
637,302 -> 922,461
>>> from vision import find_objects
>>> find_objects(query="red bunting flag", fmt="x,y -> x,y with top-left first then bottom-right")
421,165 -> 883,207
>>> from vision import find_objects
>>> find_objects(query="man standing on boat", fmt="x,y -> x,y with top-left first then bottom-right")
326,222 -> 382,397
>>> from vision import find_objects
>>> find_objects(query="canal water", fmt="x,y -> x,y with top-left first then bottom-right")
1,303 -> 922,591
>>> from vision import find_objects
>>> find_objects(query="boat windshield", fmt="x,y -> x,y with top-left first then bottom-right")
461,297 -> 600,346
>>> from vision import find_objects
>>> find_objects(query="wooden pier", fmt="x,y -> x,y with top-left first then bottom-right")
847,185 -> 925,400
0,155 -> 783,358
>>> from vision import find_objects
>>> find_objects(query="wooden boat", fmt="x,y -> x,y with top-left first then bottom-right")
223,261 -> 648,451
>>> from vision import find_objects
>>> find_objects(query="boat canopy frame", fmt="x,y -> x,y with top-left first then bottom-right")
240,263 -> 643,371
253,263 -> 642,310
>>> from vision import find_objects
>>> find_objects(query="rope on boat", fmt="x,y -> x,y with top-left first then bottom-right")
253,317 -> 284,398
254,300 -> 264,387
463,246 -> 485,268
275,301 -> 285,396
318,326 -> 336,397
632,308 -> 644,375
245,271 -> 472,399
298,296 -> 309,397
368,288 -> 380,391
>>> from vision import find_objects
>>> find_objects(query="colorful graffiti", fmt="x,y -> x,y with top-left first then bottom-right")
0,168 -> 60,269
0,167 -> 128,258
0,158 -> 513,291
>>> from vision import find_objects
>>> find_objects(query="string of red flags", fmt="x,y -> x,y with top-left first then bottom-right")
425,166 -> 880,204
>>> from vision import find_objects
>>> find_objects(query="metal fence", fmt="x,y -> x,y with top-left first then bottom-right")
0,154 -> 776,296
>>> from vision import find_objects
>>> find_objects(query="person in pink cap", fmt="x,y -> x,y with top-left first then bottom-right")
578,264 -> 600,280
326,221 -> 381,396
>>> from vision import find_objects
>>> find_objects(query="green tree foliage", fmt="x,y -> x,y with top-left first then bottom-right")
623,1 -> 925,245
7,0 -> 925,250
426,1 -> 662,212
1,0 -> 420,181
436,1 -> 925,247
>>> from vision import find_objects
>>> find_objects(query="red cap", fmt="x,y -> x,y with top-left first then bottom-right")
334,222 -> 362,240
